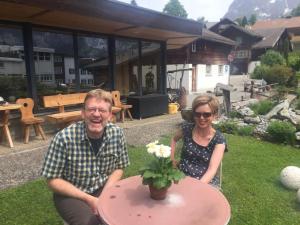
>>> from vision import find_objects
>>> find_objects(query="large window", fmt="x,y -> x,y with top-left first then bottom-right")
0,25 -> 27,100
115,38 -> 138,95
141,41 -> 161,95
78,35 -> 109,91
33,29 -> 74,101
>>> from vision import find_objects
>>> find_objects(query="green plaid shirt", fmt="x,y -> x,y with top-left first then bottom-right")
41,121 -> 130,194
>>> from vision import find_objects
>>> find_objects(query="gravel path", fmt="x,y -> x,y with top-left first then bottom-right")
0,113 -> 182,190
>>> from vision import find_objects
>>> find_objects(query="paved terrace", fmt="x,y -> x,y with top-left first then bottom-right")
0,113 -> 182,190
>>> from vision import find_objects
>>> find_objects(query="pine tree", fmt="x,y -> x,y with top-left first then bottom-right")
163,0 -> 188,18
130,0 -> 137,6
241,16 -> 248,27
291,4 -> 300,17
248,14 -> 257,25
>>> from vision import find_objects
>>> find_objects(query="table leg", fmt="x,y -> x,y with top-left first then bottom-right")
0,110 -> 14,148
3,124 -> 14,148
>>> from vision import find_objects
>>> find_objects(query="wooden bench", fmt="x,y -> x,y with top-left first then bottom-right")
43,93 -> 121,128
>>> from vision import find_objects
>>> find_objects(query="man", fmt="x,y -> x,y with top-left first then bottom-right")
41,89 -> 130,225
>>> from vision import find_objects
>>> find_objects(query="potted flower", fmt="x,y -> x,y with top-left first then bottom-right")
139,141 -> 185,200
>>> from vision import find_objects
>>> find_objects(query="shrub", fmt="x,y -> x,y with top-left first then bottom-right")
264,64 -> 293,85
237,125 -> 255,136
214,121 -> 238,134
249,100 -> 274,115
251,64 -> 270,80
0,76 -> 28,99
266,121 -> 296,145
229,110 -> 243,119
288,51 -> 300,71
295,99 -> 300,110
260,50 -> 285,66
273,85 -> 289,102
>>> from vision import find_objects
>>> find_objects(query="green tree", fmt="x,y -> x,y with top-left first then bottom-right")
241,16 -> 248,27
260,50 -> 285,66
235,17 -> 243,26
291,4 -> 300,17
288,51 -> 300,71
130,0 -> 138,6
248,14 -> 257,25
197,16 -> 207,24
163,0 -> 188,18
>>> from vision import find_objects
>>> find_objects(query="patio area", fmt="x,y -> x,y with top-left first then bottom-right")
0,113 -> 182,190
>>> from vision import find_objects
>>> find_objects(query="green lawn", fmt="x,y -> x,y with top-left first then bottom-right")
1,135 -> 300,225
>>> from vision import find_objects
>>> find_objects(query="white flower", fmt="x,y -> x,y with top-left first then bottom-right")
146,141 -> 171,158
147,144 -> 160,154
154,144 -> 171,158
146,140 -> 158,149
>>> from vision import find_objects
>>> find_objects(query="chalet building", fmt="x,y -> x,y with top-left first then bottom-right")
252,16 -> 300,51
0,45 -> 56,85
209,18 -> 292,75
209,18 -> 262,75
167,29 -> 236,93
249,27 -> 291,73
0,0 -> 203,118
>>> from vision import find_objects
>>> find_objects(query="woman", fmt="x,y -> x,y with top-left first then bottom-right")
170,94 -> 227,187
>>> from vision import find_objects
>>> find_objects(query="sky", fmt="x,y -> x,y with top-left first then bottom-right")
118,0 -> 234,22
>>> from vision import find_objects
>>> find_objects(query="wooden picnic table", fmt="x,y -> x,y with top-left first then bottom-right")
0,103 -> 22,148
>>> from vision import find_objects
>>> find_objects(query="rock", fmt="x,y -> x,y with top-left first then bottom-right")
280,166 -> 300,190
295,132 -> 300,141
295,110 -> 300,115
237,107 -> 255,117
279,108 -> 298,125
265,100 -> 289,120
297,189 -> 300,203
244,116 -> 261,124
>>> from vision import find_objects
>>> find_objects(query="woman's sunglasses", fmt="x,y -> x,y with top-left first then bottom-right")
193,112 -> 213,118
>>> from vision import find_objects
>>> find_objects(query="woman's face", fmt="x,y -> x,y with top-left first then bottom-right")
193,104 -> 215,129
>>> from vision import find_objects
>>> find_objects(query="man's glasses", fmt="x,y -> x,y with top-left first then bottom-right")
193,112 -> 213,118
85,108 -> 109,114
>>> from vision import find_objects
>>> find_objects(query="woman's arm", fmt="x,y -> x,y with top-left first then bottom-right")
200,143 -> 225,184
170,129 -> 183,166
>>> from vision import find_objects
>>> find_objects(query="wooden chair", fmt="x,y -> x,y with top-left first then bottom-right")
111,91 -> 133,122
16,98 -> 46,143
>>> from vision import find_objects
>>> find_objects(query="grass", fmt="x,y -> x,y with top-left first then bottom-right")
1,135 -> 300,225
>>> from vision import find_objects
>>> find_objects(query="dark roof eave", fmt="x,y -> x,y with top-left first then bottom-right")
4,0 -> 203,35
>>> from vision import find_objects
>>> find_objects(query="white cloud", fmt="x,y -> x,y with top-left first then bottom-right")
118,0 -> 234,22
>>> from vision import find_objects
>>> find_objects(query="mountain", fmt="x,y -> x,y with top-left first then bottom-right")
224,0 -> 300,20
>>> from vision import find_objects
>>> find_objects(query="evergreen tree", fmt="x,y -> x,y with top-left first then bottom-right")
248,14 -> 257,25
291,4 -> 300,17
130,0 -> 138,6
197,16 -> 207,24
163,0 -> 188,18
235,17 -> 243,26
241,16 -> 248,27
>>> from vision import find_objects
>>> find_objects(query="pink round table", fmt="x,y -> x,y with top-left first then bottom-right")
97,176 -> 231,225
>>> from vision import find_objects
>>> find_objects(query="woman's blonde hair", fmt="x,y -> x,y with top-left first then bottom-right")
192,94 -> 219,115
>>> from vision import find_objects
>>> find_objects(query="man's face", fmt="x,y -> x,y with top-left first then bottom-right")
81,97 -> 112,138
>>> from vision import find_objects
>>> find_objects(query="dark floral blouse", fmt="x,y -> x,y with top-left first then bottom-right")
179,122 -> 227,187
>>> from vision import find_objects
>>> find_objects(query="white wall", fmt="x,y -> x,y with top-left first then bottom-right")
0,58 -> 25,76
248,61 -> 260,74
166,63 -> 229,93
197,64 -> 229,92
64,57 -> 75,84
166,64 -> 192,93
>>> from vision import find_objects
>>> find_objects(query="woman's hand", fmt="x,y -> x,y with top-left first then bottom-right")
86,195 -> 100,216
172,159 -> 179,168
